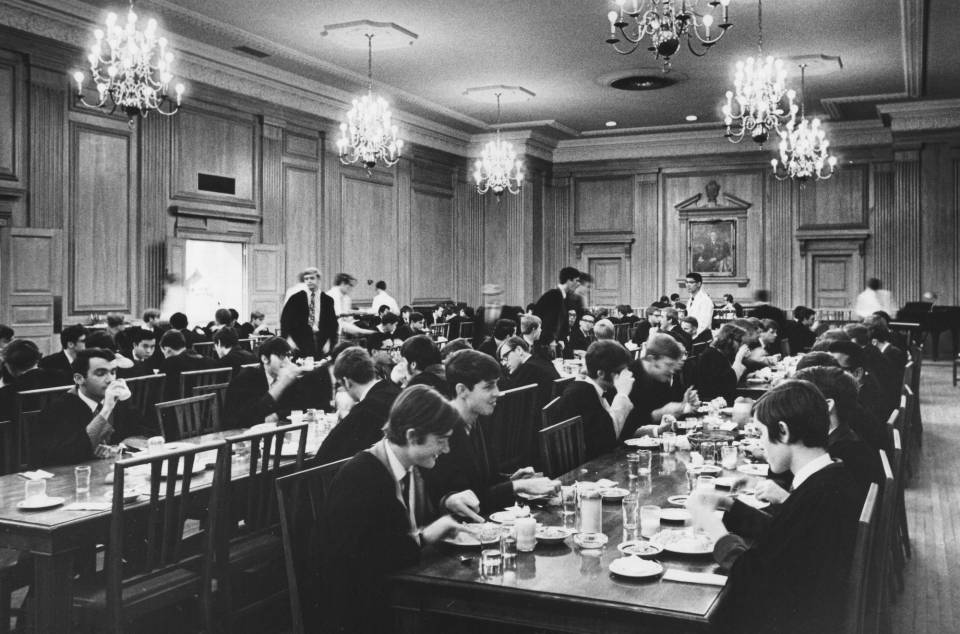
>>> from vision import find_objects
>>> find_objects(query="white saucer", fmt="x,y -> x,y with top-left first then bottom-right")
17,496 -> 65,511
609,557 -> 664,579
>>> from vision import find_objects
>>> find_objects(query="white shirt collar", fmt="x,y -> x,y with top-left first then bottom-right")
76,388 -> 101,413
791,452 -> 835,490
877,341 -> 890,352
558,283 -> 567,299
381,438 -> 410,483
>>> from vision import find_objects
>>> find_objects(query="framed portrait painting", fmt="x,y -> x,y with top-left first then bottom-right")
689,220 -> 736,276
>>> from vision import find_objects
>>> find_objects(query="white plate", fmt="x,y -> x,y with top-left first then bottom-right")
609,557 -> 664,579
737,463 -> 769,477
17,496 -> 66,511
667,494 -> 689,507
489,510 -> 530,525
573,532 -> 608,549
600,487 -> 630,502
659,508 -> 691,523
649,528 -> 715,555
624,436 -> 660,448
617,540 -> 664,557
442,532 -> 481,547
689,465 -> 722,475
535,526 -> 574,544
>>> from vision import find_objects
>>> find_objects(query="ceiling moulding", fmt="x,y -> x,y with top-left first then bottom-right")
877,99 -> 960,133
899,0 -> 927,97
821,92 -> 911,120
463,85 -> 535,104
0,0 -> 476,156
466,128 -> 559,163
321,20 -> 417,50
552,120 -> 891,164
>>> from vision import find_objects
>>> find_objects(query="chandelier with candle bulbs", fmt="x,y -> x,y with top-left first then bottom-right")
721,0 -> 792,144
604,0 -> 732,69
72,2 -> 184,121
771,64 -> 837,182
473,93 -> 523,198
336,33 -> 403,169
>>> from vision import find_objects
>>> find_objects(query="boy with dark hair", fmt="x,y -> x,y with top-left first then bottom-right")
120,328 -> 161,377
828,340 -> 890,443
497,335 -> 559,404
400,335 -> 449,396
687,380 -> 865,634
477,318 -> 516,360
623,333 -> 699,439
157,329 -> 215,401
366,312 -> 401,351
213,328 -> 257,369
38,324 -> 88,382
0,339 -> 67,420
533,267 -> 581,352
424,350 -> 558,521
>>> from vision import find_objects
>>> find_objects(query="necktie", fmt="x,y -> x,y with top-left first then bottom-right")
93,402 -> 103,417
400,471 -> 411,506
308,290 -> 317,328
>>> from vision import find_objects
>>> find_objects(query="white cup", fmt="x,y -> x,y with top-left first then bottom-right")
515,517 -> 537,552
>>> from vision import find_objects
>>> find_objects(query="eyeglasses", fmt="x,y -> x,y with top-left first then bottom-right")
499,349 -> 515,363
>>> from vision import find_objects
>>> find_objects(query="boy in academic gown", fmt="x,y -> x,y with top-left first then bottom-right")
686,380 -> 864,634
316,385 -> 463,634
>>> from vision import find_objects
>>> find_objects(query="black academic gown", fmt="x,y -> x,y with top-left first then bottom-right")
533,288 -> 568,347
279,289 -> 337,358
222,366 -> 333,431
313,381 -> 401,465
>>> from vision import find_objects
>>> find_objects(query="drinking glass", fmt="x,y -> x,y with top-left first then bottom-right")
721,444 -> 739,470
75,465 -> 91,497
515,517 -> 537,553
480,548 -> 503,577
24,479 -> 46,501
639,505 -> 661,538
701,441 -> 716,465
637,449 -> 652,476
561,485 -> 577,517
500,526 -> 518,562
661,431 -> 677,452
578,487 -> 602,535
147,436 -> 165,454
290,409 -> 305,424
622,495 -> 639,535
626,452 -> 640,479
697,475 -> 716,491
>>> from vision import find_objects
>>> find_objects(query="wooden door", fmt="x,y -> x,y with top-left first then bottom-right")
4,228 -> 62,354
811,255 -> 855,308
587,257 -> 623,307
247,244 -> 285,328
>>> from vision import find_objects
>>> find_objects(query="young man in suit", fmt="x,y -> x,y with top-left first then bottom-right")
398,334 -> 450,397
38,324 -> 88,383
623,334 -> 698,440
424,350 -> 558,522
498,336 -> 559,405
317,385 -> 463,634
0,339 -> 68,421
868,322 -> 907,374
118,328 -> 160,377
661,307 -> 693,353
279,267 -> 337,359
212,328 -> 258,370
157,330 -> 216,402
476,318 -> 516,360
33,349 -> 150,467
687,379 -> 864,634
222,336 -> 332,429
567,312 -> 596,354
533,266 -> 581,355
314,346 -> 401,465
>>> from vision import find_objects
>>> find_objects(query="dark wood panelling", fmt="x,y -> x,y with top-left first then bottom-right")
248,243 -> 284,325
896,155 -> 922,303
7,228 -> 61,354
799,165 -> 869,228
261,121 -> 283,244
172,106 -> 258,210
340,173 -> 397,301
283,165 -> 320,278
543,177 -> 572,296
138,114 -> 172,309
70,121 -> 133,313
767,178 -> 795,307
920,144 -> 955,304
283,130 -> 319,160
411,188 -> 454,303
574,176 -> 633,234
0,59 -> 17,179
28,70 -> 66,229
635,174 -> 660,307
455,178 -> 483,305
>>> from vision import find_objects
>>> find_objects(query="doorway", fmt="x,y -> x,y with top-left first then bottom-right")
165,239 -> 245,327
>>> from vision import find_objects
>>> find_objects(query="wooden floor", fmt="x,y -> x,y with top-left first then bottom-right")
889,360 -> 960,634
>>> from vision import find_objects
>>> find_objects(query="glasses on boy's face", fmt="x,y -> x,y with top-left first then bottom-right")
499,348 -> 515,364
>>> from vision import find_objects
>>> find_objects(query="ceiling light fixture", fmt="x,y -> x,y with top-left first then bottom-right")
721,0 -> 793,144
605,0 -> 732,69
336,33 -> 403,170
473,92 -> 523,198
605,120 -> 618,127
71,1 -> 184,121
685,114 -> 698,121
771,64 -> 837,182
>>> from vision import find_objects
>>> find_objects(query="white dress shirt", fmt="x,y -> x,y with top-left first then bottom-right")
369,291 -> 400,315
327,286 -> 352,317
688,289 -> 714,336
577,375 -> 633,439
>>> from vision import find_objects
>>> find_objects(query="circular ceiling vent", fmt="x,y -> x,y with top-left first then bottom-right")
609,74 -> 677,91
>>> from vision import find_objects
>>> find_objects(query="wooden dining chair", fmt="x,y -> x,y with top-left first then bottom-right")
123,373 -> 166,435
541,395 -> 565,430
428,322 -> 450,340
613,323 -> 630,345
843,482 -> 879,634
206,422 -> 309,632
456,321 -> 474,341
551,376 -> 574,400
480,383 -> 538,475
907,344 -> 923,442
179,367 -> 233,402
72,440 -> 227,634
192,382 -> 230,419
155,393 -> 221,441
864,450 -> 896,634
192,341 -> 218,361
887,429 -> 906,594
538,416 -> 585,478
275,457 -> 350,634
237,338 -> 254,352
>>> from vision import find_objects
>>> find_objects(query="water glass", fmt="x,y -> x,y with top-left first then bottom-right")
480,548 -> 503,577
290,409 -> 305,424
697,475 -> 716,491
626,452 -> 640,479
578,487 -> 602,535
146,436 -> 165,454
721,444 -> 739,470
24,479 -> 46,501
75,465 -> 91,496
622,495 -> 639,534
661,414 -> 677,433
637,449 -> 653,475
701,441 -> 716,465
515,517 -> 537,553
500,527 -> 518,562
639,505 -> 661,538
661,431 -> 677,452
561,485 -> 577,517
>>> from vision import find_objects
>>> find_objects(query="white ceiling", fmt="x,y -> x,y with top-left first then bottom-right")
74,0 -> 956,136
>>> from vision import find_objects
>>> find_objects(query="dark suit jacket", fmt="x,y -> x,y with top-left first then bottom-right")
406,366 -> 452,399
279,289 -> 337,358
880,343 -> 907,375
631,321 -> 652,345
222,366 -> 333,430
477,337 -> 500,359
507,355 -> 561,407
783,320 -> 816,355
533,288 -> 567,347
666,324 -> 693,353
215,346 -> 258,370
423,419 -> 515,516
158,351 -> 217,401
32,391 -> 151,468
118,357 -> 161,378
689,346 -> 737,404
38,351 -> 73,383
554,380 -> 618,461
748,303 -> 788,331
0,368 -> 69,421
568,327 -> 595,352
313,381 -> 401,465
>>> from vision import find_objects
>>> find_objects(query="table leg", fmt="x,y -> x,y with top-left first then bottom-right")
32,550 -> 74,634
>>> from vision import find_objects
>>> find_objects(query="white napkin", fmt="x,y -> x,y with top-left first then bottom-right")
662,569 -> 728,587
64,502 -> 111,511
19,470 -> 54,480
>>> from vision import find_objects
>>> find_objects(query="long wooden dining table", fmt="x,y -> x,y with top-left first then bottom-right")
0,426 -> 322,633
388,443 -> 765,634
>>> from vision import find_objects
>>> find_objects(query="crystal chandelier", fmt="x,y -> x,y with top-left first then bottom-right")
721,0 -> 793,144
71,2 -> 184,121
771,64 -> 837,182
336,34 -> 403,170
605,0 -> 732,69
473,93 -> 523,198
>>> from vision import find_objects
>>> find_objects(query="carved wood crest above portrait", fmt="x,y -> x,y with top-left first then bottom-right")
675,180 -> 751,218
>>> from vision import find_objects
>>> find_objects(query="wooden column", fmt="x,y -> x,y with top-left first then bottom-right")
138,113 -> 172,310
894,151 -> 921,303
766,176 -> 795,308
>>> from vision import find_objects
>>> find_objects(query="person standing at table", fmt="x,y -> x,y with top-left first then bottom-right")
280,267 -> 338,359
316,385 -> 463,634
32,349 -> 150,467
686,380 -> 863,634
685,272 -> 714,338
533,267 -> 581,356
424,350 -> 558,521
